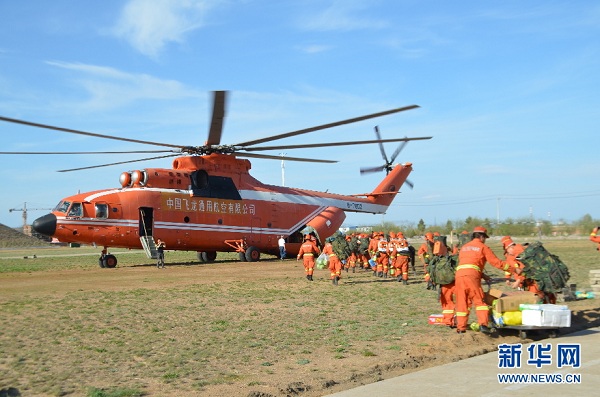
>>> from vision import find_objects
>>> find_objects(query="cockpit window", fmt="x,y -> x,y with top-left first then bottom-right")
95,203 -> 108,219
67,202 -> 83,217
55,201 -> 71,213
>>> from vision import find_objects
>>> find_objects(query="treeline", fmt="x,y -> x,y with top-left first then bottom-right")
360,214 -> 600,239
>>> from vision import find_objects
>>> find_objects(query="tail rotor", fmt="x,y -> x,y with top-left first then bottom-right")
360,126 -> 414,188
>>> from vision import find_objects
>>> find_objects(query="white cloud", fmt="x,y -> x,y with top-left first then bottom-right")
299,0 -> 388,32
297,44 -> 333,54
46,61 -> 201,110
111,0 -> 218,58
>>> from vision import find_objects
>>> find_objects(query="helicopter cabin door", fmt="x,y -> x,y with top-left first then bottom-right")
139,207 -> 154,237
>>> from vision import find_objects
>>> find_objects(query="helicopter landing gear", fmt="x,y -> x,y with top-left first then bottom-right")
245,246 -> 260,262
197,251 -> 217,263
99,248 -> 117,268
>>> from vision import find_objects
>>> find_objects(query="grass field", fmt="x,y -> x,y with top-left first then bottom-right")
0,237 -> 599,397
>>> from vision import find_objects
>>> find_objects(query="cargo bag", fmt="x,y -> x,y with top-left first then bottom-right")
517,241 -> 570,294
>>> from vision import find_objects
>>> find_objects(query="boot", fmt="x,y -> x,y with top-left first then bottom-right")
383,272 -> 388,279
306,275 -> 310,281
397,276 -> 402,282
352,268 -> 355,273
309,275 -> 313,281
403,279 -> 408,285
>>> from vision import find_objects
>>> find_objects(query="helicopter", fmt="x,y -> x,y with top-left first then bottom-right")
0,91 -> 431,267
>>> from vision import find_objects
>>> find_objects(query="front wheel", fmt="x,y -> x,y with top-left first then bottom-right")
245,246 -> 260,262
104,254 -> 118,268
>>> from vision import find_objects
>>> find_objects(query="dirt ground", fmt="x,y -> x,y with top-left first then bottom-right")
2,259 -> 600,397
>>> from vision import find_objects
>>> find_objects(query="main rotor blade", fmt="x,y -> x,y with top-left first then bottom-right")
374,126 -> 389,164
0,150 -> 177,155
234,104 -> 420,147
240,136 -> 432,152
237,152 -> 337,163
57,154 -> 180,172
0,116 -> 187,150
206,90 -> 227,146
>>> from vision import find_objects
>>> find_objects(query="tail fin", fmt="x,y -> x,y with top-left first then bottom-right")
368,163 -> 413,208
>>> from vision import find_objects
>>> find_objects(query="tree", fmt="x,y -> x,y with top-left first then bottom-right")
417,219 -> 426,234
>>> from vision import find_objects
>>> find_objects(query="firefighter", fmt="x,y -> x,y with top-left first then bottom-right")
418,232 -> 435,288
376,233 -> 390,278
505,236 -> 557,304
455,226 -> 510,334
297,234 -> 320,281
323,238 -> 343,285
391,231 -> 411,285
368,232 -> 380,275
590,227 -> 600,250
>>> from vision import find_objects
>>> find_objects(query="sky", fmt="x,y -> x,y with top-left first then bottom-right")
0,0 -> 599,230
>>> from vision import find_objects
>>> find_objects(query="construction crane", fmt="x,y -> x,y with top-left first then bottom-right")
9,202 -> 52,235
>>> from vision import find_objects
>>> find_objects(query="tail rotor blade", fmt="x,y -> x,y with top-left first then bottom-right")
360,165 -> 385,175
405,179 -> 414,189
374,126 -> 389,164
389,138 -> 408,163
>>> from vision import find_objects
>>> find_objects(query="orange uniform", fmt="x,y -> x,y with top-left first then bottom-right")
455,228 -> 510,333
505,238 -> 556,304
440,282 -> 456,327
297,236 -> 320,281
323,242 -> 343,285
391,235 -> 410,284
376,237 -> 391,277
590,227 -> 600,250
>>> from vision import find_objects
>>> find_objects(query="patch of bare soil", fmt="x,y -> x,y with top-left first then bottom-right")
2,259 -> 599,397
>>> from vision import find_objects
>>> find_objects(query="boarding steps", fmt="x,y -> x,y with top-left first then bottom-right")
140,236 -> 158,259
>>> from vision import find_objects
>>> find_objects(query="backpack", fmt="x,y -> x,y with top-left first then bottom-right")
516,241 -> 570,294
332,234 -> 351,259
427,254 -> 458,285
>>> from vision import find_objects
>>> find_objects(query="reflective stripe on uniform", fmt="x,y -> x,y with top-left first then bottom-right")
456,264 -> 480,272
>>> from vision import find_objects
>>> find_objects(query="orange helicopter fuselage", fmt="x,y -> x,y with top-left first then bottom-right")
34,154 -> 412,258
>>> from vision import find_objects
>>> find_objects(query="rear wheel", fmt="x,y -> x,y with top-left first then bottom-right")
104,254 -> 117,268
201,251 -> 217,263
245,246 -> 260,262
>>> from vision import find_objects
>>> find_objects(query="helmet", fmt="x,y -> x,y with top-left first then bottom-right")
501,236 -> 515,249
472,226 -> 489,238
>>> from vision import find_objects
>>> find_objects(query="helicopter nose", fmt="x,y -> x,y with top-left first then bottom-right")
32,213 -> 57,237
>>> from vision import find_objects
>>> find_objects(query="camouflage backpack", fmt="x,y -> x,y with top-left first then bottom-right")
516,241 -> 570,294
427,254 -> 458,285
331,234 -> 352,260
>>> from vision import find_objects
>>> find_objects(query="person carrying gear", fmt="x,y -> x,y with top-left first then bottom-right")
297,234 -> 320,281
368,232 -> 380,274
418,232 -> 435,288
455,226 -> 510,334
391,232 -> 411,285
501,236 -> 519,286
323,239 -> 343,285
590,227 -> 600,250
506,238 -> 557,304
376,234 -> 390,278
